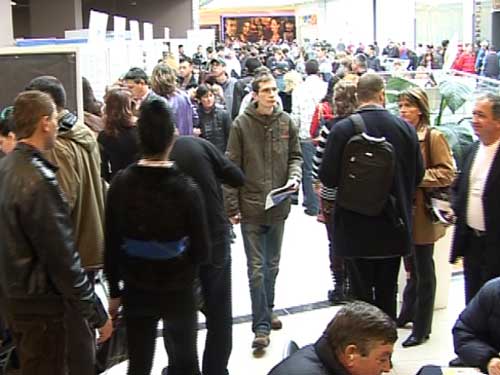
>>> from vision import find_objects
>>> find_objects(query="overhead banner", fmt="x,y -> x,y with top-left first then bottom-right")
221,15 -> 295,43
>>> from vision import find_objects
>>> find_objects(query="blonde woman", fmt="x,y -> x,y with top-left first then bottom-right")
397,87 -> 456,347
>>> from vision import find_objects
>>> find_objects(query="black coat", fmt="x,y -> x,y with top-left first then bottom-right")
170,136 -> 245,264
197,105 -> 232,154
450,141 -> 500,263
319,105 -> 424,258
268,336 -> 350,375
453,277 -> 500,373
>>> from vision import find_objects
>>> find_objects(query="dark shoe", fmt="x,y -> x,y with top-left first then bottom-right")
327,288 -> 346,305
161,367 -> 168,375
271,313 -> 282,330
396,316 -> 412,328
401,334 -> 429,348
449,357 -> 465,367
304,209 -> 319,216
252,333 -> 270,349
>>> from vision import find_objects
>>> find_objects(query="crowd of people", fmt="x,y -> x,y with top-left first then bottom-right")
0,35 -> 500,375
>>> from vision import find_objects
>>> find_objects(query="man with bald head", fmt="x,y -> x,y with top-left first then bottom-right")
319,73 -> 423,319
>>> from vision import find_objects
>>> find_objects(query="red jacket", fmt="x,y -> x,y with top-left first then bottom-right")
310,102 -> 334,139
453,52 -> 476,74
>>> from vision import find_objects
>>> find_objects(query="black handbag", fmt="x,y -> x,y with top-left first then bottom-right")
95,316 -> 128,373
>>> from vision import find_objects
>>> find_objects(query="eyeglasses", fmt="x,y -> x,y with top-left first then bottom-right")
0,106 -> 13,121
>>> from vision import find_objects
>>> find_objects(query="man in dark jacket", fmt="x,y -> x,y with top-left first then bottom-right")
450,93 -> 500,304
268,301 -> 397,375
169,136 -> 244,375
0,90 -> 111,375
26,75 -> 108,375
319,73 -> 424,319
452,277 -> 500,374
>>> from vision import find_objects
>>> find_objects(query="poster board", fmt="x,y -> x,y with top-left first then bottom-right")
220,14 -> 295,43
0,45 -> 83,119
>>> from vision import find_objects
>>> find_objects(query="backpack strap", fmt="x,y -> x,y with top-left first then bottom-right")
350,113 -> 366,134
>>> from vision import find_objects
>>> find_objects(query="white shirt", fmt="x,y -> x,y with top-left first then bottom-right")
467,138 -> 500,231
291,75 -> 327,140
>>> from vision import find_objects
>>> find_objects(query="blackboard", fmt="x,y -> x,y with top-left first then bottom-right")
0,50 -> 79,115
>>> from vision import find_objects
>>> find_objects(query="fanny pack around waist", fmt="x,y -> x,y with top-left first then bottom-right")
123,237 -> 189,260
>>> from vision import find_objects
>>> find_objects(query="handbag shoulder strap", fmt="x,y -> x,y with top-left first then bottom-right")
424,126 -> 433,168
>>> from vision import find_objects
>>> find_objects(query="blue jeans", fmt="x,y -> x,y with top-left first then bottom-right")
300,140 -> 319,214
241,222 -> 285,334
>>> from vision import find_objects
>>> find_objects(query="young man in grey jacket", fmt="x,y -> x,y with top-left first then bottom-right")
225,72 -> 302,351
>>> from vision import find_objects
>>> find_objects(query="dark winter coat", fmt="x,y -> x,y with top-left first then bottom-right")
319,105 -> 424,258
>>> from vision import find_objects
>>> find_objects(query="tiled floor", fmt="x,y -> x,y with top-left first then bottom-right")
107,204 -> 465,375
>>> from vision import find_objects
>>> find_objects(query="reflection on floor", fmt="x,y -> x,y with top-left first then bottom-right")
107,205 -> 465,375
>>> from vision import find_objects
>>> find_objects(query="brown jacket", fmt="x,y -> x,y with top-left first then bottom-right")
45,111 -> 106,268
413,126 -> 456,244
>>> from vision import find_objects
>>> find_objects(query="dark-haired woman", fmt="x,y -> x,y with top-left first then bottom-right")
195,84 -> 231,153
397,87 -> 455,347
82,76 -> 104,134
98,88 -> 140,182
104,98 -> 210,375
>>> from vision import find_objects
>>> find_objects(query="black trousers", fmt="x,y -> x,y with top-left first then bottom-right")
398,244 -> 436,338
125,287 -> 200,375
199,246 -> 233,375
9,314 -> 66,375
324,204 -> 346,289
347,257 -> 401,320
463,229 -> 500,304
65,269 -> 96,375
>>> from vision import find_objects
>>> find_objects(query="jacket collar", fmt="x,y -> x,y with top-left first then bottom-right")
15,142 -> 58,172
314,335 -> 351,375
357,104 -> 386,112
485,139 -> 500,193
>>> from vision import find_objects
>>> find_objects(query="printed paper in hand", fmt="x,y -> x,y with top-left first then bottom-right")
265,181 -> 296,210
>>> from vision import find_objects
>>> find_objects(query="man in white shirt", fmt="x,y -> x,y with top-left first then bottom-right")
450,93 -> 500,304
292,59 -> 327,215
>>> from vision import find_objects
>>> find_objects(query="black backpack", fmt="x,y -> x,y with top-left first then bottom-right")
336,114 -> 396,216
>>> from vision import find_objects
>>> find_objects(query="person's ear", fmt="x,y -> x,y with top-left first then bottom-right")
40,115 -> 51,132
252,91 -> 258,100
344,344 -> 358,367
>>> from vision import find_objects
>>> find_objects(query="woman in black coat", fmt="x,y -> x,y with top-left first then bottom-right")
104,99 -> 210,375
194,84 -> 231,153
98,88 -> 140,182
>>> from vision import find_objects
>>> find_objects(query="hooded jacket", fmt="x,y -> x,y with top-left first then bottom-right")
225,102 -> 302,224
45,110 -> 106,268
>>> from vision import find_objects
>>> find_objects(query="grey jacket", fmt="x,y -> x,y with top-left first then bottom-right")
225,102 -> 302,224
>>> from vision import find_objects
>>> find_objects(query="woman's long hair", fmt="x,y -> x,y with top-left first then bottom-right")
103,88 -> 135,137
397,86 -> 430,129
333,80 -> 358,118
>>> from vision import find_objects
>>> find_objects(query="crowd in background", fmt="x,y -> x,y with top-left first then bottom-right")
1,33 -> 500,375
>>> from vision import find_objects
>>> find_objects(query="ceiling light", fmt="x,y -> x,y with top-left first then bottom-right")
11,1 -> 17,5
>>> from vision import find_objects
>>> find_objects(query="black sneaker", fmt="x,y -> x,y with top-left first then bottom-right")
327,289 -> 346,305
